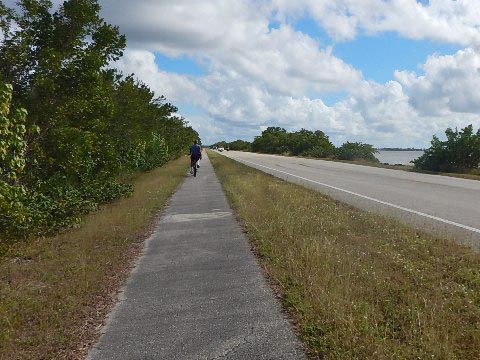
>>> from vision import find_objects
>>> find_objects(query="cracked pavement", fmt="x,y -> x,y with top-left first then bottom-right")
87,153 -> 306,359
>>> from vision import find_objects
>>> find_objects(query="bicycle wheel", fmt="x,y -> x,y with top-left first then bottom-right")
193,161 -> 197,177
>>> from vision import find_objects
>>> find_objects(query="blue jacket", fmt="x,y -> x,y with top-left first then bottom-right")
190,144 -> 202,157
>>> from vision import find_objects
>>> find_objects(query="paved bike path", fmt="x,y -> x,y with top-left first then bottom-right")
88,153 -> 306,359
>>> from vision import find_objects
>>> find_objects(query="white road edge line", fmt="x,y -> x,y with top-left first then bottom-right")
237,158 -> 480,235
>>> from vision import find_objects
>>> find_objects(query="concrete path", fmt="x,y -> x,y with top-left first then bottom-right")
88,153 -> 306,360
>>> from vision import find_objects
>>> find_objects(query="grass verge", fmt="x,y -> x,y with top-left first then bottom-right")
0,158 -> 188,359
209,150 -> 480,359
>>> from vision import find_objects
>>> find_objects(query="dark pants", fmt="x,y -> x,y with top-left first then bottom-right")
191,155 -> 201,167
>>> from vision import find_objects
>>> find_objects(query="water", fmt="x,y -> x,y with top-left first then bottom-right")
375,150 -> 424,165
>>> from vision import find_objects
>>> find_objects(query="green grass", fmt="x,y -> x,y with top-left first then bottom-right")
0,158 -> 188,359
209,150 -> 480,359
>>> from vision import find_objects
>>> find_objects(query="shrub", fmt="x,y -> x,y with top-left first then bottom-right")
138,132 -> 169,171
336,142 -> 379,162
412,125 -> 480,173
0,83 -> 30,242
0,83 -> 133,246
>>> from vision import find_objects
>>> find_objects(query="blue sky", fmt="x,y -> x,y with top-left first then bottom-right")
294,16 -> 462,84
333,34 -> 461,84
154,53 -> 205,76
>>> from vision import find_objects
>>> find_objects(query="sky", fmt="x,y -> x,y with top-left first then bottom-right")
6,0 -> 480,147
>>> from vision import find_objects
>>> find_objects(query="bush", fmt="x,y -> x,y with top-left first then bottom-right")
27,180 -> 132,234
288,129 -> 335,157
336,142 -> 379,162
138,132 -> 169,171
252,127 -> 290,154
303,145 -> 334,158
412,125 -> 480,173
0,0 -> 200,247
0,83 -> 30,242
250,127 -> 335,157
227,139 -> 251,151
0,83 -> 133,245
0,182 -> 30,241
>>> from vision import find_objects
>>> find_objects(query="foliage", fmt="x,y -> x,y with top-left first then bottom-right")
412,125 -> 480,173
138,132 -> 169,171
228,139 -> 251,151
0,1 -> 198,245
252,127 -> 290,154
250,127 -> 336,158
0,83 -> 30,240
0,84 -> 29,181
211,139 -> 251,151
211,140 -> 228,149
336,141 -> 379,161
218,128 -> 383,162
288,129 -> 334,157
251,127 -> 335,157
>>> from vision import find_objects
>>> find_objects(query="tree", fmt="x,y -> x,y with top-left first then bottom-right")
0,0 -> 126,183
251,127 -> 289,154
412,125 -> 480,172
0,1 -> 201,243
228,139 -> 251,151
288,129 -> 334,157
336,142 -> 378,162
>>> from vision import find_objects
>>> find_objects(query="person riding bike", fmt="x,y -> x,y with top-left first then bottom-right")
189,140 -> 202,175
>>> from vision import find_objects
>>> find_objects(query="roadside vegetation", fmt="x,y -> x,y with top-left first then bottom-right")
212,124 -> 480,177
0,0 -> 198,251
211,127 -> 378,162
209,151 -> 480,359
412,125 -> 480,174
0,157 -> 188,359
0,1 -> 197,357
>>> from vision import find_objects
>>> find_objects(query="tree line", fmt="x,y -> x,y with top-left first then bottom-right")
213,125 -> 480,174
0,0 -> 198,249
212,127 -> 378,162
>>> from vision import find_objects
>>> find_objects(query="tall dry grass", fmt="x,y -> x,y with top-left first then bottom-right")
209,151 -> 480,359
0,158 -> 188,359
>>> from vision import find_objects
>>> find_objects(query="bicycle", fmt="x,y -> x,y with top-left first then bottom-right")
191,158 -> 200,177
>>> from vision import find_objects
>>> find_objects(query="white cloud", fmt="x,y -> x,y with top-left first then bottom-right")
273,0 -> 480,45
396,47 -> 480,115
100,0 -> 270,55
102,0 -> 363,98
116,43 -> 480,147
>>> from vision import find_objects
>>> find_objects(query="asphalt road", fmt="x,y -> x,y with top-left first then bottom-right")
88,152 -> 306,360
220,151 -> 480,250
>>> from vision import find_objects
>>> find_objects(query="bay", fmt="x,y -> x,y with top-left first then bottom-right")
375,150 -> 424,165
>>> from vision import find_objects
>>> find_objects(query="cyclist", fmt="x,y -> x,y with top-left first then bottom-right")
189,140 -> 202,175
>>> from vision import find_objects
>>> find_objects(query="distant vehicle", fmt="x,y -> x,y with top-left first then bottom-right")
218,147 -> 224,152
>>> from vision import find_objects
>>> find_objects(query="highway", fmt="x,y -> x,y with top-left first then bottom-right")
219,151 -> 480,251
